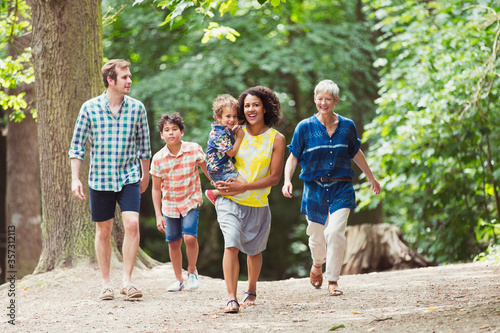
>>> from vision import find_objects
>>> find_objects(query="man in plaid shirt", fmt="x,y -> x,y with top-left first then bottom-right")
69,59 -> 151,301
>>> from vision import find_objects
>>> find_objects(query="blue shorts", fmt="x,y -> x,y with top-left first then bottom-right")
209,171 -> 239,182
89,182 -> 140,222
163,207 -> 199,242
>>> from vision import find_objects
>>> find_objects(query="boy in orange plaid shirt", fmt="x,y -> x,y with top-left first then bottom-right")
151,113 -> 211,291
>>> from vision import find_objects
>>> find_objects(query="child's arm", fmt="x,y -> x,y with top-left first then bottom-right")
197,160 -> 212,183
151,175 -> 166,233
225,127 -> 244,158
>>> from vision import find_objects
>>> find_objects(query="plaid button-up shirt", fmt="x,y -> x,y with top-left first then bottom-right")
150,141 -> 205,218
69,92 -> 151,192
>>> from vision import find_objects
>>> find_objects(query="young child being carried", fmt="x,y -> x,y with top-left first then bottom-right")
150,112 -> 211,292
205,94 -> 246,204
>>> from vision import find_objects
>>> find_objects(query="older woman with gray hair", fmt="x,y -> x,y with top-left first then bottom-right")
282,79 -> 381,296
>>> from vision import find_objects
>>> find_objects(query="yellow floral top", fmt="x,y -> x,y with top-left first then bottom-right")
225,125 -> 278,207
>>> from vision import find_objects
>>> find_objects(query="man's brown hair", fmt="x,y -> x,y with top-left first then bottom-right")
101,59 -> 131,88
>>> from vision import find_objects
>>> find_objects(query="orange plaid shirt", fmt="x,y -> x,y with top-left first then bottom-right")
150,141 -> 205,218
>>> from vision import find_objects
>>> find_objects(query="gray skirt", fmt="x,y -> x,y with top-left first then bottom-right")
215,196 -> 271,255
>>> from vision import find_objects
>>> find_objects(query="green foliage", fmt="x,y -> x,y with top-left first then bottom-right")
474,243 -> 500,263
134,0 -> 285,40
0,0 -> 34,124
201,22 -> 240,43
361,0 -> 500,263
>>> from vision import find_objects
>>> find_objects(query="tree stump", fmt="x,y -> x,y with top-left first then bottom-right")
341,223 -> 431,275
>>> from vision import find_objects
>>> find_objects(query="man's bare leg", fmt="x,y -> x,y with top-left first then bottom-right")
121,211 -> 142,298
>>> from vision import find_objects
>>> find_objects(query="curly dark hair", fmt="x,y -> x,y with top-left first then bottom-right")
157,112 -> 185,132
237,86 -> 282,127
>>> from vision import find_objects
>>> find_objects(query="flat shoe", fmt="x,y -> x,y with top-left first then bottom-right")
224,300 -> 240,313
167,280 -> 184,292
205,190 -> 216,205
120,285 -> 143,300
241,291 -> 256,305
328,281 -> 343,296
310,270 -> 323,289
99,287 -> 115,300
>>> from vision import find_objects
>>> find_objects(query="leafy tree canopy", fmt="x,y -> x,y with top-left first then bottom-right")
360,0 -> 500,263
0,0 -> 34,124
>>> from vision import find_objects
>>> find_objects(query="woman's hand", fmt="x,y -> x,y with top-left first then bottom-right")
369,178 -> 381,195
215,178 -> 246,196
282,182 -> 293,198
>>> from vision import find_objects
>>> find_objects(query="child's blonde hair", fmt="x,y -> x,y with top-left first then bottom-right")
212,94 -> 238,120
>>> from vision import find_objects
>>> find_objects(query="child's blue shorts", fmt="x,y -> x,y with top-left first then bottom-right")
89,182 -> 140,222
163,206 -> 199,242
210,171 -> 239,182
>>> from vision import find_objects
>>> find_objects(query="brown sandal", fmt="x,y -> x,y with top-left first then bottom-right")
328,281 -> 343,296
310,265 -> 323,289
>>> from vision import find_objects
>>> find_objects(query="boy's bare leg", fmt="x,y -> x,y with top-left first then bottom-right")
169,239 -> 184,282
121,211 -> 140,287
95,219 -> 113,286
184,235 -> 199,274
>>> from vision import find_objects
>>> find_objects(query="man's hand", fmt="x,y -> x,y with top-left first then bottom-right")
71,179 -> 86,200
140,174 -> 150,194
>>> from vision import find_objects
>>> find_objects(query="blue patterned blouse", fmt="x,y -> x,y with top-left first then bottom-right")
287,114 -> 361,224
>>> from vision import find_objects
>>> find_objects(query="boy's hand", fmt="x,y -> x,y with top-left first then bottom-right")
71,179 -> 86,200
156,216 -> 167,233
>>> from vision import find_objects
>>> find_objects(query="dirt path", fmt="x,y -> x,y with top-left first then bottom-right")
1,260 -> 499,332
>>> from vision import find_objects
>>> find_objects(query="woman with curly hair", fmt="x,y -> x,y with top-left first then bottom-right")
213,86 -> 286,313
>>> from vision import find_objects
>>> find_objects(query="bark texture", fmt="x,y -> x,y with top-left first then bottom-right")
31,0 -> 103,272
6,3 -> 42,278
342,223 -> 431,275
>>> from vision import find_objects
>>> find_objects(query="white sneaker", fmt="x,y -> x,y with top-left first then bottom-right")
186,270 -> 200,290
167,280 -> 184,292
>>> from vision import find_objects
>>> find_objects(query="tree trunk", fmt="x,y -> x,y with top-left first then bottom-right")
31,0 -> 103,272
342,223 -> 431,275
6,1 -> 42,279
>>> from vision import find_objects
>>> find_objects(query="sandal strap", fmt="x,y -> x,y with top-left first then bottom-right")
226,299 -> 239,306
242,291 -> 257,303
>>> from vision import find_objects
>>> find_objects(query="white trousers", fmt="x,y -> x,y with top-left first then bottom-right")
306,208 -> 351,282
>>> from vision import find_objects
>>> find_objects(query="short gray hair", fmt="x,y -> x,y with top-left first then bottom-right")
314,80 -> 339,98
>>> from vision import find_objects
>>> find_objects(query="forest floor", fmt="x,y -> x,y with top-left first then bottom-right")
0,260 -> 499,333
